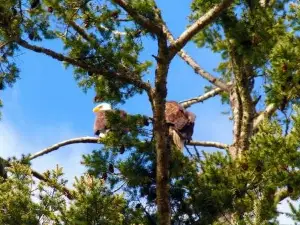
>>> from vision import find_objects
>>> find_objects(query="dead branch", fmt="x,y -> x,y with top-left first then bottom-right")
29,137 -> 99,160
180,87 -> 223,108
188,141 -> 229,150
169,0 -> 234,56
29,136 -> 229,162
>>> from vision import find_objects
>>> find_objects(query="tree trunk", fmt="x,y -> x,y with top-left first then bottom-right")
151,37 -> 171,225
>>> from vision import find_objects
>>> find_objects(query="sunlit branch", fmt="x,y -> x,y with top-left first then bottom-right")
169,0 -> 234,57
253,103 -> 277,130
29,137 -> 99,160
29,136 -> 228,162
180,87 -> 223,108
16,38 -> 151,91
99,25 -> 126,36
68,20 -> 126,41
188,141 -> 229,150
274,188 -> 289,205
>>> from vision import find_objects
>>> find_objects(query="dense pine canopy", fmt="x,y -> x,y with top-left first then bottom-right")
0,0 -> 299,224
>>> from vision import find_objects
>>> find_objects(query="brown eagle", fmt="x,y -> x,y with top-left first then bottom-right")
92,101 -> 196,151
165,101 -> 196,150
93,103 -> 127,138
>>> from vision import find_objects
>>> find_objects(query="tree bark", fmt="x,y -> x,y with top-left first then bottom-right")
151,37 -> 171,225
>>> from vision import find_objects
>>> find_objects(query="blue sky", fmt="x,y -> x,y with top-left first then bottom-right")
0,0 -> 294,223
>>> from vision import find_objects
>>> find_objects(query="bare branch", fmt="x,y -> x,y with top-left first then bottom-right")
161,24 -> 230,91
29,137 -> 99,160
187,141 -> 229,150
15,38 -> 151,91
180,87 -> 223,108
29,135 -> 229,162
112,0 -> 162,35
253,103 -> 277,130
169,0 -> 234,57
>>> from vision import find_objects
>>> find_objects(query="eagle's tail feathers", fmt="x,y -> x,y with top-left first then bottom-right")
99,129 -> 110,138
171,130 -> 184,151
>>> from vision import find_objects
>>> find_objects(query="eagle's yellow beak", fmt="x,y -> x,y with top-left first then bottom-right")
93,106 -> 101,113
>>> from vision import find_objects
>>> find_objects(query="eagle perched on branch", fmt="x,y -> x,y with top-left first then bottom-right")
93,103 -> 127,138
165,101 -> 196,150
92,101 -> 196,151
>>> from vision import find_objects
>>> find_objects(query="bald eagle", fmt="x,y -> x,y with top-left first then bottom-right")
165,101 -> 196,151
93,103 -> 127,138
92,101 -> 196,151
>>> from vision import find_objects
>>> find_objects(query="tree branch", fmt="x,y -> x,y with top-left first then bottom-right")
99,24 -> 126,36
29,137 -> 99,160
274,188 -> 289,205
253,103 -> 277,131
31,169 -> 74,200
179,87 -> 223,108
169,0 -> 234,57
15,38 -> 151,92
28,136 -> 230,162
161,23 -> 230,91
112,0 -> 162,35
187,141 -> 229,150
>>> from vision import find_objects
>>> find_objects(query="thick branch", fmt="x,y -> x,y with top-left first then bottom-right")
188,141 -> 229,150
29,136 -> 228,163
112,0 -> 162,35
169,0 -> 234,57
29,137 -> 99,160
180,87 -> 223,108
15,38 -> 151,91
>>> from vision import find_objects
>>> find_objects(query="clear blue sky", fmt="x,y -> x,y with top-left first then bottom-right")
0,0 -> 293,223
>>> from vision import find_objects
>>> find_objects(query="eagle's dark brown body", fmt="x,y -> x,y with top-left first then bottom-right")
165,101 -> 196,150
93,101 -> 196,150
93,110 -> 127,136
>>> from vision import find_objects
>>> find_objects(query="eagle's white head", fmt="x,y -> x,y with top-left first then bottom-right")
93,103 -> 112,113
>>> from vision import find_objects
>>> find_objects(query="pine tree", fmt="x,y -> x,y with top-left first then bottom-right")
0,0 -> 299,224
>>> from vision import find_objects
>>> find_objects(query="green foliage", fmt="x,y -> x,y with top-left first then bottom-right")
1,0 -> 300,224
0,161 -> 146,225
